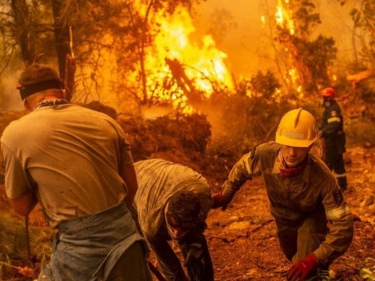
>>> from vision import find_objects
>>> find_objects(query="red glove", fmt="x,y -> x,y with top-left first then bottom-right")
212,193 -> 230,210
287,253 -> 319,281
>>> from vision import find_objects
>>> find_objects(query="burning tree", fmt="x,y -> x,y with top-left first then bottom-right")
0,0 -> 235,115
270,0 -> 337,95
124,2 -> 234,113
343,0 -> 375,88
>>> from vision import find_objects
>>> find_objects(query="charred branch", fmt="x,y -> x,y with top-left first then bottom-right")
347,70 -> 375,87
165,57 -> 202,104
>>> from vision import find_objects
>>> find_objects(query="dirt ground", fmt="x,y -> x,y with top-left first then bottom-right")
205,145 -> 375,281
0,144 -> 375,281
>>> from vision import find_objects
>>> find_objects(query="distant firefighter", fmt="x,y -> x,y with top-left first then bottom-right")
213,108 -> 353,281
132,159 -> 214,281
318,87 -> 347,191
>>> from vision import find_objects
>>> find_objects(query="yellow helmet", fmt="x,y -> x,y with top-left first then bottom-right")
275,108 -> 318,147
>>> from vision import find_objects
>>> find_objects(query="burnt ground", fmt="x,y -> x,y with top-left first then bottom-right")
0,109 -> 375,281
0,145 -> 375,281
206,154 -> 375,281
207,144 -> 375,281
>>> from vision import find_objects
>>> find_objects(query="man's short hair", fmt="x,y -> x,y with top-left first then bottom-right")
19,63 -> 60,85
18,63 -> 64,99
167,190 -> 201,223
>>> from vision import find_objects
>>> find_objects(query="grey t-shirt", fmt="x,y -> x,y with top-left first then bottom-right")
1,104 -> 134,228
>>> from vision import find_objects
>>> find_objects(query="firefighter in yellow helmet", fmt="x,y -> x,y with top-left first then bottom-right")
318,87 -> 347,191
212,108 -> 353,281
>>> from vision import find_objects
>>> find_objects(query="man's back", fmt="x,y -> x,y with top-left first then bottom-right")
1,104 -> 129,228
133,159 -> 212,238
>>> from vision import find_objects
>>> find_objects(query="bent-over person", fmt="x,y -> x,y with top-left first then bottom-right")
132,158 -> 214,281
212,108 -> 353,281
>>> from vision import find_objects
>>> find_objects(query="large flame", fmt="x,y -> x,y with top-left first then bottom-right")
276,0 -> 294,35
274,0 -> 302,94
134,3 -> 234,113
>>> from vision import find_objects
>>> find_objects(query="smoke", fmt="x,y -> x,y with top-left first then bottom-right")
197,0 -> 356,78
0,73 -> 23,112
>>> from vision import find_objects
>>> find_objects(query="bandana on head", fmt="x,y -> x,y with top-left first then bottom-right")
278,151 -> 308,177
17,79 -> 64,99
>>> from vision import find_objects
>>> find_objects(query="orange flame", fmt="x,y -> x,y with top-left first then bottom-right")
134,3 -> 234,113
275,0 -> 304,93
276,0 -> 294,35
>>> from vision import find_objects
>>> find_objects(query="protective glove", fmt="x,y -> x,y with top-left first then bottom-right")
212,193 -> 230,210
287,253 -> 319,281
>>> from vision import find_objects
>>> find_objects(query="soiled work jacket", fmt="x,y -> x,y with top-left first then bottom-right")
221,141 -> 353,265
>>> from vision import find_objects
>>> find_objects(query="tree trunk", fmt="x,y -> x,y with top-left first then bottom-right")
51,0 -> 71,80
11,0 -> 34,64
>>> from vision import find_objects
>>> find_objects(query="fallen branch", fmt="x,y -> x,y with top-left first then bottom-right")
248,259 -> 277,271
0,262 -> 36,278
207,235 -> 231,243
248,219 -> 274,233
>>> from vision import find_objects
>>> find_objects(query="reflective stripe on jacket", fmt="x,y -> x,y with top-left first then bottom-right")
221,141 -> 353,264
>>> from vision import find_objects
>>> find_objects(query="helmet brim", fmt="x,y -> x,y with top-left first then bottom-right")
275,135 -> 318,148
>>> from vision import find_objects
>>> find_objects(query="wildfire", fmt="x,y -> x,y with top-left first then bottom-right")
274,0 -> 304,94
134,3 -> 234,113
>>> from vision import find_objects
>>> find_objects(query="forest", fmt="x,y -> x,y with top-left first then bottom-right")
0,0 -> 375,280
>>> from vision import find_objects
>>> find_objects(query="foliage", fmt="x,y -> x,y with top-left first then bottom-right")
350,78 -> 375,106
286,0 -> 321,39
291,35 -> 337,90
0,0 -> 202,109
343,0 -> 375,70
274,0 -> 337,94
205,90 -> 293,159
118,112 -> 211,162
0,213 -> 52,264
246,70 -> 281,99
345,119 -> 375,145
151,114 -> 211,154
350,0 -> 375,61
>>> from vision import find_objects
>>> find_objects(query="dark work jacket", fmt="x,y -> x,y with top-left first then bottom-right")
321,100 -> 346,153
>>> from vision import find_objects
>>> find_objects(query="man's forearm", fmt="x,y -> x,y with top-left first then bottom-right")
8,191 -> 37,217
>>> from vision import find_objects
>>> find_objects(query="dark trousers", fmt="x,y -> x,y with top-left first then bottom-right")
324,144 -> 347,191
276,206 -> 329,279
179,236 -> 214,281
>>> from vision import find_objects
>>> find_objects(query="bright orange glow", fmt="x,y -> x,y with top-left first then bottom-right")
276,0 -> 294,35
276,0 -> 306,94
133,3 -> 234,114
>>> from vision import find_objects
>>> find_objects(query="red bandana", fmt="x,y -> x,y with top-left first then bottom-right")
278,153 -> 308,177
